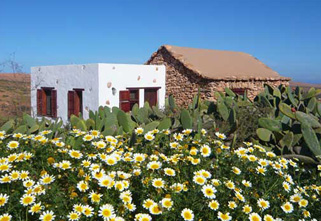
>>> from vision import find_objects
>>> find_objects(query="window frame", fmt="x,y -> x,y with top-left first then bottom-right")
128,89 -> 139,109
126,87 -> 160,108
144,88 -> 158,107
37,87 -> 57,118
68,88 -> 84,119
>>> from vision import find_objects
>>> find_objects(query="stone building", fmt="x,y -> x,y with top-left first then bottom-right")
146,45 -> 291,106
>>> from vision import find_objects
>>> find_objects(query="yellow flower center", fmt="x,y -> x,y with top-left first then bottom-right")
0,198 -> 5,205
102,209 -> 111,217
183,212 -> 192,219
43,214 -> 53,221
251,216 -> 260,221
23,197 -> 33,204
221,214 -> 229,220
1,216 -> 11,221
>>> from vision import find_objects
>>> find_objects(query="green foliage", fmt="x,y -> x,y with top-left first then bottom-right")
180,109 -> 192,129
296,111 -> 321,128
279,103 -> 296,119
158,117 -> 171,131
228,105 -> 271,145
0,113 -> 64,138
143,121 -> 160,133
256,128 -> 272,142
255,84 -> 321,164
117,110 -> 131,133
258,118 -> 283,132
301,123 -> 321,157
1,84 -> 320,165
0,119 -> 14,132
168,94 -> 177,112
1,128 -> 321,220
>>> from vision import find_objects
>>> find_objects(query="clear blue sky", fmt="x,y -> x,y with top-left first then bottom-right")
1,0 -> 321,83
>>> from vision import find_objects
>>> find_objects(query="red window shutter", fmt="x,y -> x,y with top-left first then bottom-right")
120,90 -> 130,101
37,89 -> 42,116
74,91 -> 80,117
119,90 -> 130,112
51,90 -> 57,118
68,91 -> 75,118
144,88 -> 158,107
41,89 -> 47,115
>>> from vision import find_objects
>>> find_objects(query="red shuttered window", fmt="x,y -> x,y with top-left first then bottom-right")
129,89 -> 139,109
36,87 -> 57,118
144,88 -> 158,107
119,90 -> 130,112
68,89 -> 84,118
68,91 -> 75,118
120,87 -> 160,112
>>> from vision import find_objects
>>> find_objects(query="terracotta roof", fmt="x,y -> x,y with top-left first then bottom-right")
149,45 -> 291,81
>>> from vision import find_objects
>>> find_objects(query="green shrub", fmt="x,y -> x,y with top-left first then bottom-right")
1,85 -> 320,165
255,85 -> 321,164
0,128 -> 320,220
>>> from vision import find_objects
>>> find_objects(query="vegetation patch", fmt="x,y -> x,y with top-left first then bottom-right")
0,129 -> 320,220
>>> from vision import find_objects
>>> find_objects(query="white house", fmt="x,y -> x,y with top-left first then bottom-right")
31,63 -> 166,122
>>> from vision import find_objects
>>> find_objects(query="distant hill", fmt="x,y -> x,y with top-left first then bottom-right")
0,73 -> 30,123
0,73 -> 30,81
290,81 -> 321,90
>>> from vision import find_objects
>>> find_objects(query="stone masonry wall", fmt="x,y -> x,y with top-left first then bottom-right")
147,48 -> 290,107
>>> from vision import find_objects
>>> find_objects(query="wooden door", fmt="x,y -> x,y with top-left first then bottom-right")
119,90 -> 130,112
144,88 -> 158,107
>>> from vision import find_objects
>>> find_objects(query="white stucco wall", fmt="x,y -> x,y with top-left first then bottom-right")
98,63 -> 166,108
31,63 -> 166,122
31,64 -> 99,122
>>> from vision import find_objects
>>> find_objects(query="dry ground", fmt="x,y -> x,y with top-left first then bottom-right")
0,73 -> 30,124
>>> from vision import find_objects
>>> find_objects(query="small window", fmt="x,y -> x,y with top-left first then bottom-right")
144,88 -> 158,107
231,88 -> 246,96
129,89 -> 139,109
68,89 -> 84,118
45,90 -> 52,116
37,87 -> 57,118
122,87 -> 160,111
119,90 -> 130,112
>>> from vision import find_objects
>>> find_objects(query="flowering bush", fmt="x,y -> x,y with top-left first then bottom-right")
0,128 -> 320,221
